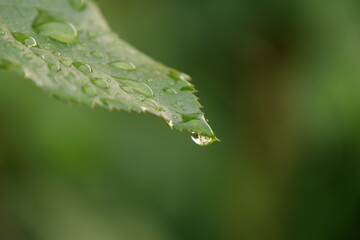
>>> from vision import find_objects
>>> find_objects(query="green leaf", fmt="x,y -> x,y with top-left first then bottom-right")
0,0 -> 218,146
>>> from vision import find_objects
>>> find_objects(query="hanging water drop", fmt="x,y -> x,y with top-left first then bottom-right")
190,131 -> 216,146
32,10 -> 78,44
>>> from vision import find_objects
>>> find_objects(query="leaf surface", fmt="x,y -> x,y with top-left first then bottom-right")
0,0 -> 217,145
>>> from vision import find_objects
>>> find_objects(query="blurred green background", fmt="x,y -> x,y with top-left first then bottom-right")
1,0 -> 360,239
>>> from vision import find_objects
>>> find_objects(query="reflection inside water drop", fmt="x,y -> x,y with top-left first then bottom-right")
190,131 -> 216,146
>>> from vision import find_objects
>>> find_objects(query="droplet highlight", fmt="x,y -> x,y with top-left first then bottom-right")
11,32 -> 37,48
168,71 -> 192,82
73,62 -> 92,73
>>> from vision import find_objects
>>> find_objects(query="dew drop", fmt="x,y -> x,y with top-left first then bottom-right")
91,77 -> 108,89
52,51 -> 61,56
115,78 -> 154,97
11,32 -> 37,48
168,71 -> 192,82
109,61 -> 136,71
91,49 -> 103,58
120,85 -> 134,94
162,87 -> 177,95
60,59 -> 72,67
42,43 -> 52,50
48,63 -> 61,72
70,0 -> 88,11
82,84 -> 97,96
73,62 -> 92,73
32,10 -> 78,44
142,99 -> 162,111
190,131 -> 215,146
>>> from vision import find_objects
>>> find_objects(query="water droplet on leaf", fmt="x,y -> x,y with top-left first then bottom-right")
120,85 -> 134,94
162,87 -> 177,95
48,63 -> 61,72
11,32 -> 37,48
142,99 -> 162,111
82,84 -> 97,96
32,10 -> 78,44
114,78 -> 154,97
73,62 -> 92,73
168,71 -> 192,82
60,59 -> 72,67
91,78 -> 108,89
52,51 -> 61,56
70,0 -> 88,11
109,61 -> 136,71
91,49 -> 103,58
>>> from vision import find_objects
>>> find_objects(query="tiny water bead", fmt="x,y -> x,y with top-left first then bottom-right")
163,87 -> 177,95
32,10 -> 78,44
91,49 -> 104,58
142,99 -> 162,111
73,62 -> 92,73
109,61 -> 136,71
190,131 -> 216,146
60,59 -> 72,67
120,85 -> 134,94
48,63 -> 61,72
70,0 -> 88,11
82,84 -> 97,96
91,78 -> 108,89
42,43 -> 52,50
11,32 -> 37,48
52,51 -> 61,56
168,71 -> 192,82
115,78 -> 154,97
